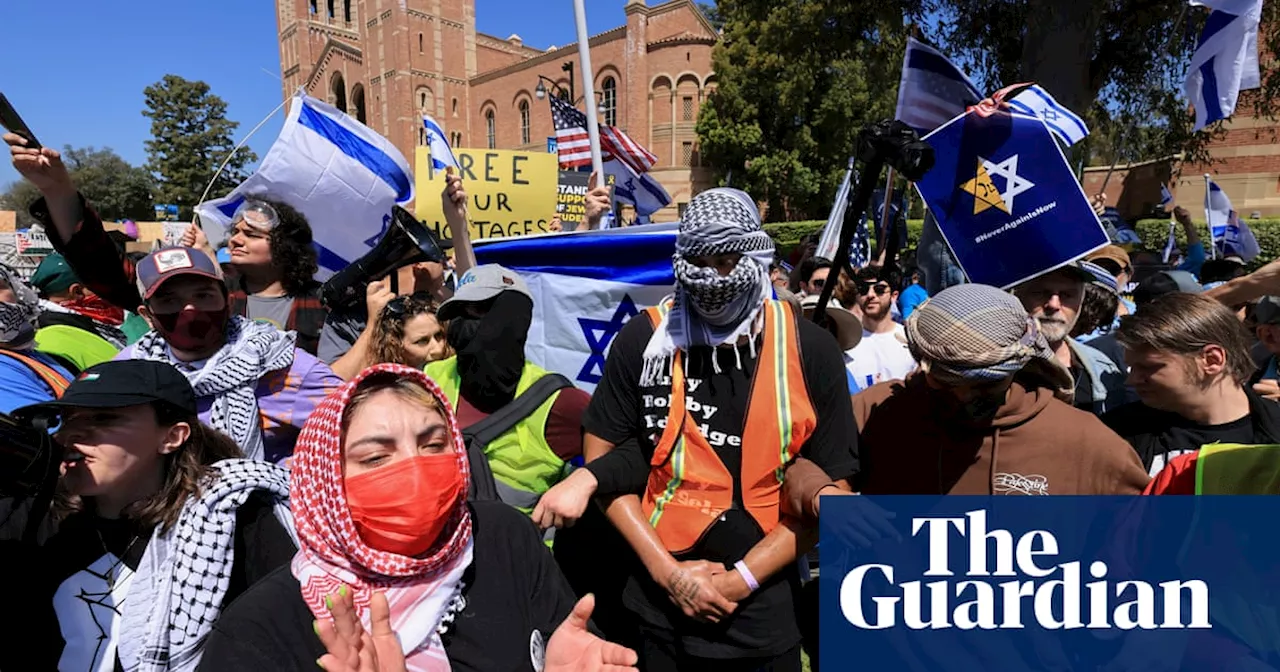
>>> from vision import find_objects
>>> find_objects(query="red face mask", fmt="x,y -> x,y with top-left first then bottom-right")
152,306 -> 229,352
345,453 -> 464,557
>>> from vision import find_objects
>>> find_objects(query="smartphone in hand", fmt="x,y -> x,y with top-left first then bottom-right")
0,93 -> 42,150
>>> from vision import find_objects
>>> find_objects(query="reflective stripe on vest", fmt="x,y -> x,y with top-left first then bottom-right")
640,298 -> 817,553
0,350 -> 70,398
424,357 -> 566,516
1194,443 -> 1280,494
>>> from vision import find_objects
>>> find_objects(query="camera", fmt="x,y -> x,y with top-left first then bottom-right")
0,410 -> 61,499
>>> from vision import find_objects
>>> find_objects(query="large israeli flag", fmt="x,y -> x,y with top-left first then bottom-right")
1005,85 -> 1090,146
194,92 -> 414,279
473,224 -> 677,392
1184,0 -> 1263,131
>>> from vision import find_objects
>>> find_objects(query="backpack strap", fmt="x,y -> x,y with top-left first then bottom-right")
461,373 -> 574,502
0,350 -> 70,398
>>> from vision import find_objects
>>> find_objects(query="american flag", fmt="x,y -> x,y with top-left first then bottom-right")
550,95 -> 657,173
551,96 -> 593,168
895,37 -> 983,134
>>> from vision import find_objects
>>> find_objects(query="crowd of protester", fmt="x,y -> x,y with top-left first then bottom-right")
6,119 -> 1280,672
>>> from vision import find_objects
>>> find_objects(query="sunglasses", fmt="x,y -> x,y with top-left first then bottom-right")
857,282 -> 892,296
383,291 -> 435,317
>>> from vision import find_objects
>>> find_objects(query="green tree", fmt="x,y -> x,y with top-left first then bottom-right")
1,146 -> 155,227
142,75 -> 256,218
921,0 -> 1280,168
697,1 -> 905,221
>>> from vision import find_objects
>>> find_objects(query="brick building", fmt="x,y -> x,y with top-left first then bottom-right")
275,0 -> 719,221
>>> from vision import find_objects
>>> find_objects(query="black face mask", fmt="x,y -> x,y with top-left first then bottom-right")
449,292 -> 533,413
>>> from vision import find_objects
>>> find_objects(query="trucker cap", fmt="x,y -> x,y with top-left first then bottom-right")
15,360 -> 197,419
437,264 -> 532,321
135,247 -> 225,301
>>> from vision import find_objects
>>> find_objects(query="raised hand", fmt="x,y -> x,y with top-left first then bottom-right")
583,172 -> 612,229
5,133 -> 73,197
315,588 -> 406,672
365,278 -> 396,324
442,167 -> 468,229
545,594 -> 639,672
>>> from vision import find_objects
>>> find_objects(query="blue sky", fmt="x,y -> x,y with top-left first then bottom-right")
0,0 -> 661,191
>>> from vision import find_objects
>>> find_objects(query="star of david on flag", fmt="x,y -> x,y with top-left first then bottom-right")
472,223 -> 678,392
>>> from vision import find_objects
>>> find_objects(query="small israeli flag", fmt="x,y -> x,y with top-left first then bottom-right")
423,114 -> 459,171
1005,85 -> 1090,147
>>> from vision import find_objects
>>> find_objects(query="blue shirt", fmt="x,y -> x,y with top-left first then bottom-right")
0,349 -> 72,415
898,284 -> 930,321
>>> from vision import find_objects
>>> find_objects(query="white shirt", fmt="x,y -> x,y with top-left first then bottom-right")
845,324 -> 917,389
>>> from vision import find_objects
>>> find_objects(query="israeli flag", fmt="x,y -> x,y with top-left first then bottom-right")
1162,220 -> 1177,263
1184,0 -> 1263,131
1005,85 -> 1090,147
1160,185 -> 1175,208
195,93 -> 414,279
604,159 -> 672,218
1206,177 -> 1233,244
423,115 -> 458,171
816,158 -> 856,262
473,224 -> 678,392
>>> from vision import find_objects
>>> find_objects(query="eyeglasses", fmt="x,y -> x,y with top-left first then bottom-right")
811,277 -> 826,289
229,200 -> 280,233
857,282 -> 892,296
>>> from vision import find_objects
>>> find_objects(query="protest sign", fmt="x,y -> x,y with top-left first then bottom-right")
556,171 -> 616,230
14,229 -> 52,255
415,147 -> 559,242
820,495 -> 1280,671
914,111 -> 1108,288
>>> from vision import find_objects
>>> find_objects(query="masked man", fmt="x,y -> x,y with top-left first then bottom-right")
853,283 -> 1148,495
0,263 -> 72,413
424,264 -> 591,524
558,188 -> 858,671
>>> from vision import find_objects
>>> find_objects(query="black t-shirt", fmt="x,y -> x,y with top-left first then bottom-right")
581,312 -> 859,659
23,493 -> 295,671
198,501 -> 580,672
1104,403 -> 1261,476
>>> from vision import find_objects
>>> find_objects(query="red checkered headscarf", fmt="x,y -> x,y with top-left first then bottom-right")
290,363 -> 473,669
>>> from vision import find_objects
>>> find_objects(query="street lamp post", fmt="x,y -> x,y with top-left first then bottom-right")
534,74 -> 608,118
562,61 -> 575,106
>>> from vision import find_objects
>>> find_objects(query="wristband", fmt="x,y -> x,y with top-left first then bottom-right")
734,560 -> 760,592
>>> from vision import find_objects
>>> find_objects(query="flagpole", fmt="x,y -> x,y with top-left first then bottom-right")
572,0 -> 605,185
875,169 -> 896,266
1203,173 -> 1217,259
195,95 -> 291,211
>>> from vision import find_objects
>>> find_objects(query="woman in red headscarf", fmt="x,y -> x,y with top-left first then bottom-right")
197,363 -> 637,672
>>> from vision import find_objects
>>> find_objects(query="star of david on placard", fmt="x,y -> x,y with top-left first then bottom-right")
960,155 -> 1035,215
577,294 -> 639,384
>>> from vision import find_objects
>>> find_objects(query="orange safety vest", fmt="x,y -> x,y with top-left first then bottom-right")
0,350 -> 69,398
641,298 -> 816,553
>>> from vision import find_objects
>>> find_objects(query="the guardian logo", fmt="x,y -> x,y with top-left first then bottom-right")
840,510 -> 1211,631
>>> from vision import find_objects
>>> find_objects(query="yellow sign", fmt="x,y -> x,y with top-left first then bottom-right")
415,148 -> 559,242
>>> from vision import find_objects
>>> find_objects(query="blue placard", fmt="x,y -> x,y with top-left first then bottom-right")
547,136 -> 558,154
820,495 -> 1280,671
915,111 -> 1108,288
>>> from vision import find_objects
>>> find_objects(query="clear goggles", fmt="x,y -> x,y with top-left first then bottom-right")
229,199 -> 280,233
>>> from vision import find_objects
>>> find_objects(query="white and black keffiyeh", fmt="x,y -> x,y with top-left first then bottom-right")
117,458 -> 298,672
0,263 -> 40,348
133,316 -> 296,460
642,188 -> 775,386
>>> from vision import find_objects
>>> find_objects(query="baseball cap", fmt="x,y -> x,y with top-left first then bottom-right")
135,247 -> 225,301
1088,245 -> 1132,273
1256,296 -> 1280,326
14,360 -> 197,420
29,253 -> 80,296
800,295 -> 862,350
1132,270 -> 1203,307
437,264 -> 532,321
1078,260 -> 1118,294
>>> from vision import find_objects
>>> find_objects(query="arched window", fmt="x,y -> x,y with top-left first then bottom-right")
452,98 -> 459,117
331,72 -> 347,113
326,0 -> 335,18
342,0 -> 351,22
486,110 -> 496,149
352,84 -> 366,124
519,100 -> 530,144
601,76 -> 617,127
309,0 -> 317,14
419,33 -> 424,53
451,132 -> 462,147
